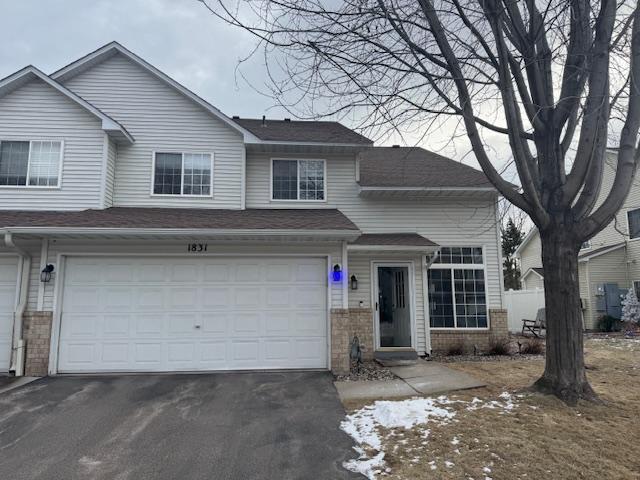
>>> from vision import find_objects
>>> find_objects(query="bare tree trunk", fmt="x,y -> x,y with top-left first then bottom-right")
534,229 -> 599,405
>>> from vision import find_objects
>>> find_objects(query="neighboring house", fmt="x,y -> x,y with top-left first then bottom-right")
516,149 -> 638,329
0,42 -> 507,377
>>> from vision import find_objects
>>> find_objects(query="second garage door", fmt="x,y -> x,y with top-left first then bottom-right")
57,256 -> 328,373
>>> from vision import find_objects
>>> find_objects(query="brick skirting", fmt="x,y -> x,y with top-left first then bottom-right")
430,308 -> 509,354
330,308 -> 374,375
22,311 -> 53,377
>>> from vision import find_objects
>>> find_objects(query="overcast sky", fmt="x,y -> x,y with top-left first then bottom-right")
0,0 -> 519,176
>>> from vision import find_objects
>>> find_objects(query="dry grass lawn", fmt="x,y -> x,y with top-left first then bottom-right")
350,338 -> 640,480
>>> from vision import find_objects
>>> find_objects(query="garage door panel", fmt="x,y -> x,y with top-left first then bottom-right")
134,314 -> 164,335
201,313 -> 229,335
136,288 -> 165,310
58,256 -> 327,373
103,314 -> 130,336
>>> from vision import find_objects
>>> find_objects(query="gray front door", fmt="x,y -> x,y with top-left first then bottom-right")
376,266 -> 412,348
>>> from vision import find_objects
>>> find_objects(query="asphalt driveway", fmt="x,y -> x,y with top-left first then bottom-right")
0,372 -> 361,480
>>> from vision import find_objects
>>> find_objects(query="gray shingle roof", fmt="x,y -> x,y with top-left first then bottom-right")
358,147 -> 495,189
350,233 -> 438,247
232,118 -> 373,145
0,207 -> 359,231
578,242 -> 625,260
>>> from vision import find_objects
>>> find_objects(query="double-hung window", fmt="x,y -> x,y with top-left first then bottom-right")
0,140 -> 62,187
153,152 -> 212,196
272,159 -> 325,201
428,247 -> 488,329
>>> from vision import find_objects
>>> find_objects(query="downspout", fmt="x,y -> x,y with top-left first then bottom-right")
4,231 -> 31,376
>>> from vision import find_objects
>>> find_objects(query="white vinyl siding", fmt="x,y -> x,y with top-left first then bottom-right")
0,78 -> 105,210
61,54 -> 244,209
104,137 -> 117,207
247,152 -> 503,312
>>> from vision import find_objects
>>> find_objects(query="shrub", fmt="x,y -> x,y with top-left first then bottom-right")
487,338 -> 512,356
520,338 -> 544,355
446,342 -> 465,356
596,315 -> 622,332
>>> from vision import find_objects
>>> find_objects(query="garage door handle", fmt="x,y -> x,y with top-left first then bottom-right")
195,325 -> 201,329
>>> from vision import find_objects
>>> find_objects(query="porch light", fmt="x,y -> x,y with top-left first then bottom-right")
332,264 -> 343,282
351,274 -> 358,290
40,264 -> 55,283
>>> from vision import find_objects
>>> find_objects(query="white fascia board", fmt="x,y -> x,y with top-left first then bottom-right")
359,186 -> 497,192
578,243 -> 625,263
246,140 -> 373,148
50,42 -> 258,143
0,227 -> 361,238
521,267 -> 544,279
348,244 -> 439,252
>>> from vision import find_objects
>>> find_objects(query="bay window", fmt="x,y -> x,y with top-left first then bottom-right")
428,247 -> 488,329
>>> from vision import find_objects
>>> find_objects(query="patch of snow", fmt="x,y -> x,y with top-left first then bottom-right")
343,448 -> 385,480
483,466 -> 492,473
451,436 -> 460,445
445,460 -> 455,468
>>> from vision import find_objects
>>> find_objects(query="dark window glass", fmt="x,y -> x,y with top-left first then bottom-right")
0,141 -> 29,186
628,209 -> 640,239
272,160 -> 298,200
154,153 -> 182,195
428,269 -> 454,327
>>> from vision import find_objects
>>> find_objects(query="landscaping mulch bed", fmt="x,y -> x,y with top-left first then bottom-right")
334,361 -> 397,382
430,353 -> 544,363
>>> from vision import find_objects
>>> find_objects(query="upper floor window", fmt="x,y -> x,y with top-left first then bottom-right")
0,140 -> 62,187
428,246 -> 487,329
581,240 -> 591,249
628,208 -> 640,239
152,152 -> 212,196
271,159 -> 325,201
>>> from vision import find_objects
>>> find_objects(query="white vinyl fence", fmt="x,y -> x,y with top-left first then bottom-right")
503,289 -> 546,333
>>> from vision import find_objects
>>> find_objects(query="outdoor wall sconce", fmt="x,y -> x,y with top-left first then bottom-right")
351,274 -> 358,290
332,264 -> 343,282
40,264 -> 55,283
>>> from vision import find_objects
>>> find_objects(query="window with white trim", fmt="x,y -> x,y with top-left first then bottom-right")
634,280 -> 640,299
0,140 -> 62,187
428,247 -> 488,328
153,152 -> 212,196
628,208 -> 640,239
272,159 -> 325,200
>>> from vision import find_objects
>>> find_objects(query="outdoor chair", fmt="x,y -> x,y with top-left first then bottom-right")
522,308 -> 546,337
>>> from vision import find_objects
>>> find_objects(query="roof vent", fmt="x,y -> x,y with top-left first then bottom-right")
392,144 -> 400,148
284,118 -> 291,122
232,115 -> 240,119
262,115 -> 266,127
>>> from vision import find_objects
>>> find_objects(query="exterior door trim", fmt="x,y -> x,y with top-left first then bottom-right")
371,261 -> 417,351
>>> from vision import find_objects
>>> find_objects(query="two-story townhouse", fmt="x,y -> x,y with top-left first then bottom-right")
0,42 -> 508,377
516,148 -> 638,329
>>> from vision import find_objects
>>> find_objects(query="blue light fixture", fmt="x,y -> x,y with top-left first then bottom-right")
332,264 -> 343,282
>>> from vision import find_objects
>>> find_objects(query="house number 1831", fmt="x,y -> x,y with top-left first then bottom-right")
187,243 -> 208,252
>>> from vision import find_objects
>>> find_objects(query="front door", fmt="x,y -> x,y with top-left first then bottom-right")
375,265 -> 412,348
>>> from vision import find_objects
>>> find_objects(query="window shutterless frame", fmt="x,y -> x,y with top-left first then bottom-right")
0,138 -> 64,189
626,207 -> 640,240
269,158 -> 327,202
428,245 -> 490,331
150,151 -> 214,197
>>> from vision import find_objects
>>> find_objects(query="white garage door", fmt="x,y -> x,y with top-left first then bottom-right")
0,257 -> 18,372
57,256 -> 328,373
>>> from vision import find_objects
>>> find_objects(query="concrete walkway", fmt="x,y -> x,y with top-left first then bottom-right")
335,359 -> 486,402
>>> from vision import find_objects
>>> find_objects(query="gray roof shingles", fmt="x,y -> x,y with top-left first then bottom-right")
358,147 -> 494,189
350,233 -> 438,247
0,207 -> 359,231
232,118 -> 373,145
